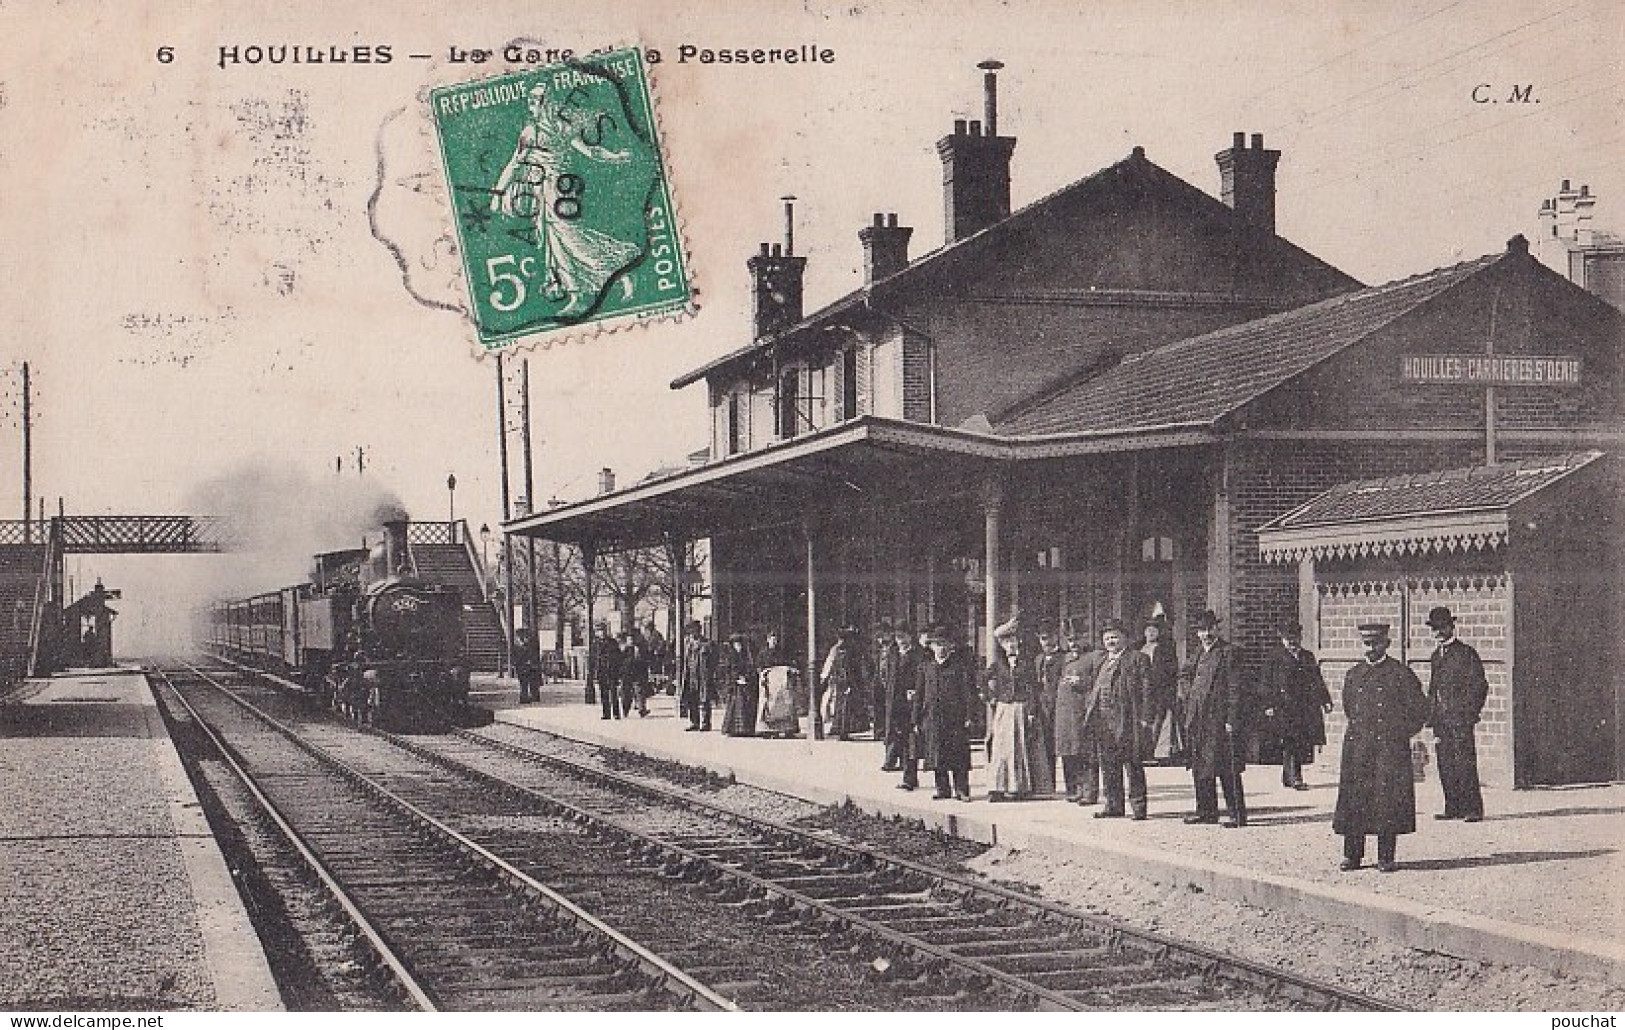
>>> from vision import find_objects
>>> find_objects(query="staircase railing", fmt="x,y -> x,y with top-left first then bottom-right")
455,519 -> 492,603
26,532 -> 55,677
405,519 -> 509,671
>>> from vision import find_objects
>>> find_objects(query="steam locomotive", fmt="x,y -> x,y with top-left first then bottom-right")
207,522 -> 479,731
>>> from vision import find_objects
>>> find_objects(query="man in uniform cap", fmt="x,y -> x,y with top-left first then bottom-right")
1426,606 -> 1489,822
1178,610 -> 1248,827
1334,622 -> 1430,872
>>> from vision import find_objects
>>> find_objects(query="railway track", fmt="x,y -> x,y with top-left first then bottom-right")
403,723 -> 1400,1012
152,664 -> 733,1012
183,656 -> 1398,1012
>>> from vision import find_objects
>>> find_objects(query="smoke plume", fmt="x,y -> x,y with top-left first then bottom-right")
184,458 -> 409,600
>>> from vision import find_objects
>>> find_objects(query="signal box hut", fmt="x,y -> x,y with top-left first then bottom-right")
1257,452 -> 1624,787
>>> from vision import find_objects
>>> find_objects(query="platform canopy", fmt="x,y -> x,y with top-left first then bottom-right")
505,414 -> 1213,549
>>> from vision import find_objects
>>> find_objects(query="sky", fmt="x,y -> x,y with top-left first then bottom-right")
0,0 -> 1620,652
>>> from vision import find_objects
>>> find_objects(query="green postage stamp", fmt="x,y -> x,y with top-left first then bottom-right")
428,48 -> 692,348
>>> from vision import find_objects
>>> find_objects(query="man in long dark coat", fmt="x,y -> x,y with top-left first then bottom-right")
1054,619 -> 1100,804
1028,623 -> 1064,796
513,626 -> 543,704
1141,617 -> 1181,762
618,628 -> 650,718
595,626 -> 624,720
1179,610 -> 1248,827
1425,606 -> 1489,822
1260,618 -> 1332,789
1334,622 -> 1430,872
678,619 -> 716,732
916,623 -> 974,800
892,624 -> 927,790
876,622 -> 904,770
1076,619 -> 1155,819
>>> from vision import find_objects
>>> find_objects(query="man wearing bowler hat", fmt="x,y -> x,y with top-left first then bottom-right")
1054,618 -> 1101,804
1335,622 -> 1430,872
1426,606 -> 1489,822
1179,610 -> 1248,827
1076,618 -> 1155,820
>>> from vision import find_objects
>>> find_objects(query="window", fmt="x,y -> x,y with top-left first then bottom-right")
778,368 -> 800,439
778,364 -> 827,438
1140,535 -> 1175,562
727,392 -> 745,455
841,348 -> 859,420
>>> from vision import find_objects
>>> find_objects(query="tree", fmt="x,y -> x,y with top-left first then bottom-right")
500,535 -> 708,653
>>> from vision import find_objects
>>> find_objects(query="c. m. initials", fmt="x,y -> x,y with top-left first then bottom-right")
1472,83 -> 1537,104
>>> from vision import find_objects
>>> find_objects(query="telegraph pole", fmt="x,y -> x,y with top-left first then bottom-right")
496,354 -> 514,677
21,362 -> 32,543
520,358 -> 539,646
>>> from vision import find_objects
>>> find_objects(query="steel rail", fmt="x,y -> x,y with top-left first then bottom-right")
199,653 -> 1395,1011
453,727 -> 1401,1013
150,665 -> 437,1012
379,728 -> 1089,1011
175,661 -> 737,1013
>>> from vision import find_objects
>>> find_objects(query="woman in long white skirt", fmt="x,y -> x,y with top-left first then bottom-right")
985,615 -> 1036,801
759,664 -> 801,738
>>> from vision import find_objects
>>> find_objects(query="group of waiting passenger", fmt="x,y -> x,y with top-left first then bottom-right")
663,604 -> 1489,871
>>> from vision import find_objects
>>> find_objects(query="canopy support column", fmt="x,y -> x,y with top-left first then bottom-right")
805,520 -> 823,741
581,538 -> 598,705
983,477 -> 1004,661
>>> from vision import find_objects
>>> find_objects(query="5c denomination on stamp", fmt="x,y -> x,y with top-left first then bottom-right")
428,48 -> 692,348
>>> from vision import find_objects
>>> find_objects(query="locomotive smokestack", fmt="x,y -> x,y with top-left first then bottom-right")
383,518 -> 409,575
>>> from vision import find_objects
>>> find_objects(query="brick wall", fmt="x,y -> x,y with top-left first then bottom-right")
1314,572 -> 1513,786
1224,439 -> 1481,674
1407,575 -> 1513,784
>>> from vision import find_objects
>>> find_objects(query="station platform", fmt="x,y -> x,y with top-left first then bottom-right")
0,669 -> 281,1011
480,675 -> 1625,989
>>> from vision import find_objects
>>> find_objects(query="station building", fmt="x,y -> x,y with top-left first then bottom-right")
509,69 -> 1625,785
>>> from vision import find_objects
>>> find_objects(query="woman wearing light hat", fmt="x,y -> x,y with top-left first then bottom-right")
984,613 -> 1036,801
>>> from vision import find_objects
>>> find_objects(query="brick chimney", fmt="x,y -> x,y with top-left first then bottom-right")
597,468 -> 616,495
746,196 -> 807,338
936,60 -> 1017,243
859,212 -> 913,283
1215,131 -> 1281,234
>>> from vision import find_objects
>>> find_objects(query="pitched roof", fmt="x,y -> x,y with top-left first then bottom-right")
1260,451 -> 1605,530
1254,451 -> 1607,563
671,148 -> 1357,389
995,250 -> 1505,436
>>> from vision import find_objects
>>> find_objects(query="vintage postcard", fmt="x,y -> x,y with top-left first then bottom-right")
0,0 -> 1621,1017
